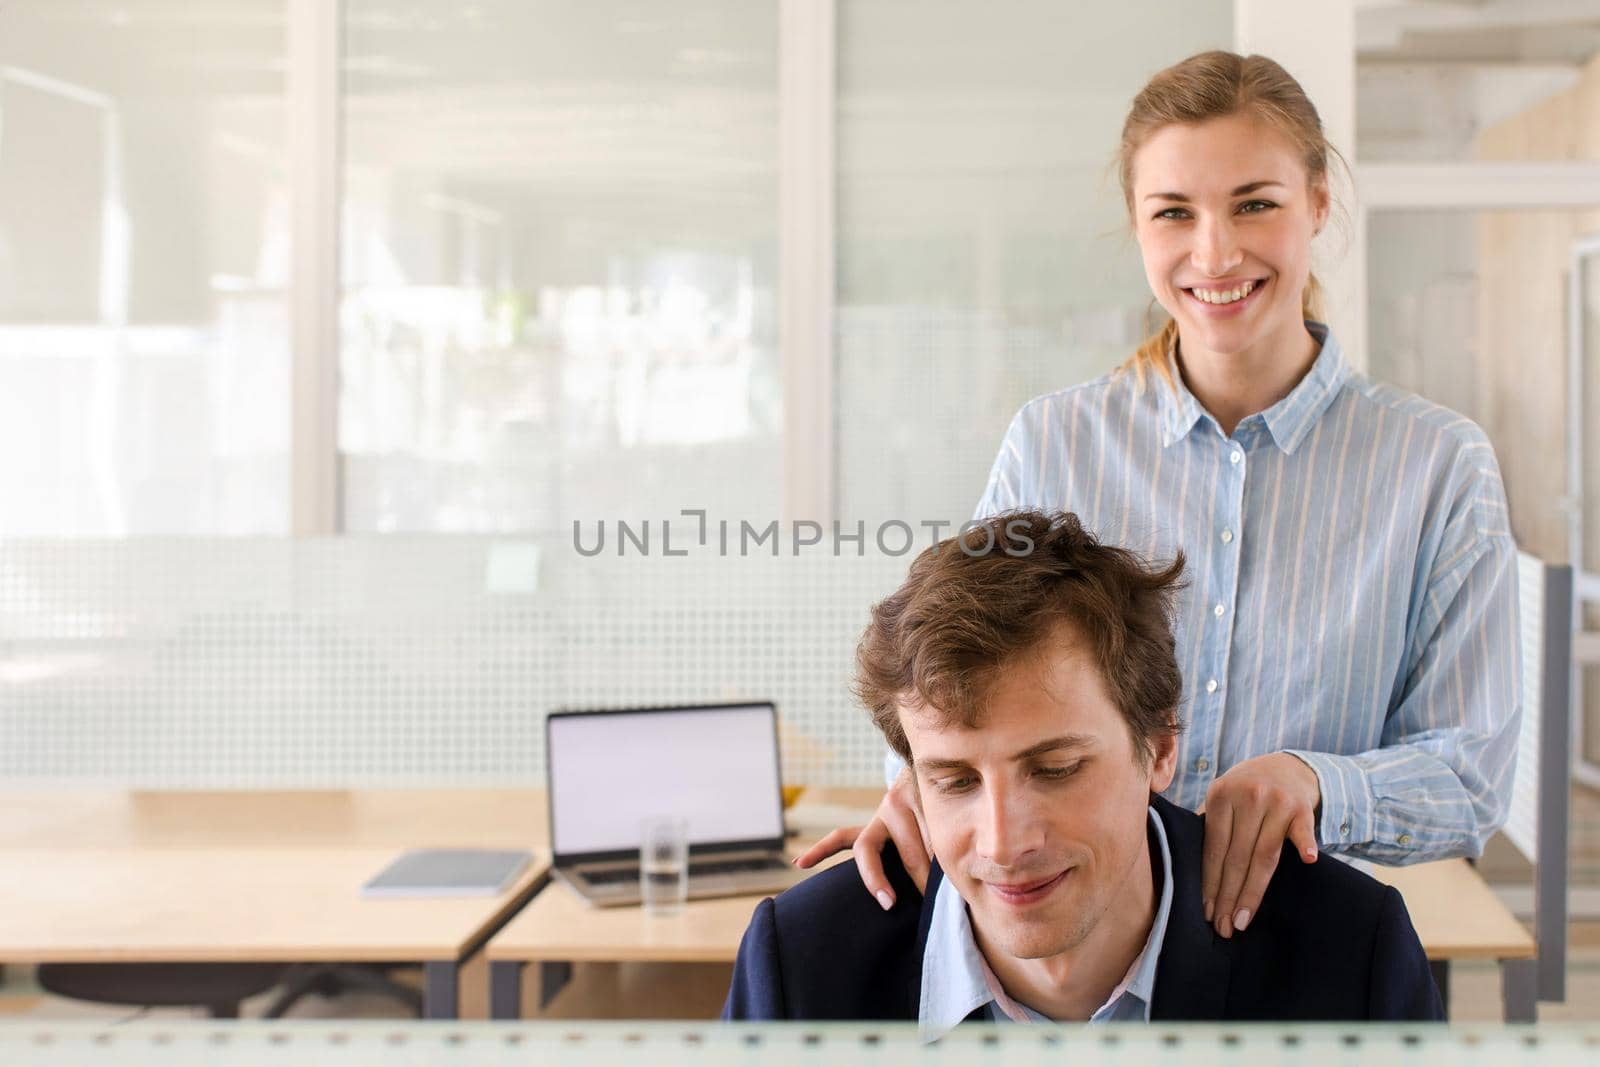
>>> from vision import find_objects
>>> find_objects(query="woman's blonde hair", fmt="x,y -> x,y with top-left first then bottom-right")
1117,50 -> 1343,388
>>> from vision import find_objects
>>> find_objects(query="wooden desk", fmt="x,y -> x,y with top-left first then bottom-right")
484,789 -> 866,1018
0,789 -> 552,1018
0,788 -> 549,850
1371,860 -> 1536,962
1370,857 -> 1537,1021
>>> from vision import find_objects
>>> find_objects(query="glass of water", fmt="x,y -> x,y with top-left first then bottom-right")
640,816 -> 689,917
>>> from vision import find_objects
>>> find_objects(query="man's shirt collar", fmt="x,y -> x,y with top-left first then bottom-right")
1157,321 -> 1348,454
918,806 -> 1175,1040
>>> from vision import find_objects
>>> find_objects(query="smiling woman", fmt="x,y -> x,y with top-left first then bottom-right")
1120,53 -> 1336,438
803,49 -> 1521,953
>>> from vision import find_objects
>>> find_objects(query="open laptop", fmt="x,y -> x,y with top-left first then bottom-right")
546,702 -> 808,907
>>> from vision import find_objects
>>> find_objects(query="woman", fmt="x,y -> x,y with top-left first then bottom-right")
800,50 -> 1520,941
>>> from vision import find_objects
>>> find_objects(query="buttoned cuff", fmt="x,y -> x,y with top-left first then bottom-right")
1283,749 -> 1374,849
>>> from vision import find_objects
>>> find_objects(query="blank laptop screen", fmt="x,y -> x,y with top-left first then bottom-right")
548,704 -> 784,857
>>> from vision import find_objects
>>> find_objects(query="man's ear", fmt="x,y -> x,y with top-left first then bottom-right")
1147,719 -> 1179,794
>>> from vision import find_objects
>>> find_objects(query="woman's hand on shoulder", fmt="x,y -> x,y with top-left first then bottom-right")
792,766 -> 930,909
1198,751 -> 1321,938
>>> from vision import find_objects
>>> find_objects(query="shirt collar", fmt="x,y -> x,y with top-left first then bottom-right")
1157,321 -> 1349,454
917,807 -> 1175,1041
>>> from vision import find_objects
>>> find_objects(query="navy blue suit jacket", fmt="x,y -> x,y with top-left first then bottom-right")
724,795 -> 1442,1023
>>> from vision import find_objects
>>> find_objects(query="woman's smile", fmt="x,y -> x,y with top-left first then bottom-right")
1182,277 -> 1267,317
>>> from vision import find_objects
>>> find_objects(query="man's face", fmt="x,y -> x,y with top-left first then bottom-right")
899,628 -> 1177,960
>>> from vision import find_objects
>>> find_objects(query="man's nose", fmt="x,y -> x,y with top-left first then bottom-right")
976,786 -> 1041,868
1192,215 -> 1244,277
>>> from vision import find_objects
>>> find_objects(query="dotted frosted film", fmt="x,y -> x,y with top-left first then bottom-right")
0,533 -> 910,787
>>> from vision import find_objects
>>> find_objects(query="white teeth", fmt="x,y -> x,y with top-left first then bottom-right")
1193,280 -> 1255,304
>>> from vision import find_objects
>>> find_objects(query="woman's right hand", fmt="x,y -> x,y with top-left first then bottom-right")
792,766 -> 930,910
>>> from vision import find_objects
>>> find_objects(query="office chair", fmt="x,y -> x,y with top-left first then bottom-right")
35,963 -> 285,1018
261,963 -> 422,1018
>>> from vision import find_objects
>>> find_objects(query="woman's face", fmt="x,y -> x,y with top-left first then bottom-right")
1129,113 -> 1328,367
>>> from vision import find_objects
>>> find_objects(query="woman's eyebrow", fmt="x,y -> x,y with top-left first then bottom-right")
1142,180 -> 1286,202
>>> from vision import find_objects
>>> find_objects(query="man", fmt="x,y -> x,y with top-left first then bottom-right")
724,510 -> 1442,1029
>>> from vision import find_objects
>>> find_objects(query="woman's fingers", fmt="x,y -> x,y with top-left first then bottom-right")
850,816 -> 898,909
1199,793 -> 1233,924
876,792 -> 932,895
1210,800 -> 1265,937
1221,807 -> 1293,937
792,825 -> 862,870
1287,808 -> 1319,864
1201,752 -> 1324,936
1280,812 -> 1318,863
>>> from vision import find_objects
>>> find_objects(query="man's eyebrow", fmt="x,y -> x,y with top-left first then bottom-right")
1009,735 -> 1094,762
1142,180 -> 1286,203
915,734 -> 1093,773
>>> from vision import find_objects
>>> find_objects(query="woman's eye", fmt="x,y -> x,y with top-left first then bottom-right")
1155,207 -> 1190,221
1238,199 -> 1277,214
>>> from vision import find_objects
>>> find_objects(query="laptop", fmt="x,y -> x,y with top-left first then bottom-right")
546,702 -> 807,907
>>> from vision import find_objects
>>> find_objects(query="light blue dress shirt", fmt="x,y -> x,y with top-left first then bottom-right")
919,807 -> 1174,1040
972,324 -> 1519,863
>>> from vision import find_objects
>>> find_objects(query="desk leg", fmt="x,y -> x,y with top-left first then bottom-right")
538,961 -> 573,1010
1428,960 -> 1450,1017
490,961 -> 523,1020
1500,959 -> 1538,1023
423,961 -> 458,1020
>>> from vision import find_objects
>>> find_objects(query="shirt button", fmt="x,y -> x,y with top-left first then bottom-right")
1229,450 -> 1242,464
1220,529 -> 1233,544
1194,757 -> 1210,772
1398,834 -> 1412,846
1213,603 -> 1225,617
1205,678 -> 1218,693
1339,821 -> 1351,836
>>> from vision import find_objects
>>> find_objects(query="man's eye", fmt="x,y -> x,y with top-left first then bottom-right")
1033,764 -> 1081,781
937,776 -> 977,794
1238,199 -> 1277,214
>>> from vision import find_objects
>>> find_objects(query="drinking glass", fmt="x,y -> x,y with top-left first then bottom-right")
640,816 -> 689,916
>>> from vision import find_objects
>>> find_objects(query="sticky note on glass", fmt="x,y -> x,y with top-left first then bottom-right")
485,541 -> 541,594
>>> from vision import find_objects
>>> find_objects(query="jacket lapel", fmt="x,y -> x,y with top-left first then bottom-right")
1148,796 -> 1233,1020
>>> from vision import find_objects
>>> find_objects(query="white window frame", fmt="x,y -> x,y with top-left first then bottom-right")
287,0 -> 342,536
287,0 -> 832,533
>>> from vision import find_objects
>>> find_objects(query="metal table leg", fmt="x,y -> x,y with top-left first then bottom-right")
1500,958 -> 1538,1023
539,961 -> 573,1010
422,961 -> 458,1020
1429,959 -> 1450,1017
489,960 -> 523,1020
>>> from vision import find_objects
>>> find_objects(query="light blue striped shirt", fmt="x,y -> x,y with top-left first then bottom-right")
973,324 -> 1519,864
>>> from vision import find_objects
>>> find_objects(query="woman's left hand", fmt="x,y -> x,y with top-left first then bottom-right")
1199,752 -> 1322,938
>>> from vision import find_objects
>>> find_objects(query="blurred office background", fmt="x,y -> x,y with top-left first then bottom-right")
1,0 -> 1598,808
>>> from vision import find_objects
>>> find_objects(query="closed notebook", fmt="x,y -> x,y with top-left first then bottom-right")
361,849 -> 532,897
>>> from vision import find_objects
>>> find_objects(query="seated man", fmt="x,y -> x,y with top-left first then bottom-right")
724,510 -> 1442,1029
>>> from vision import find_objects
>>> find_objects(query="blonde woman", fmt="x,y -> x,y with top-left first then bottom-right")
801,51 -> 1519,942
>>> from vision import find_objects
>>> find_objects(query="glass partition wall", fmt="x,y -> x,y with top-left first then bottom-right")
339,1 -> 781,533
0,1 -> 291,535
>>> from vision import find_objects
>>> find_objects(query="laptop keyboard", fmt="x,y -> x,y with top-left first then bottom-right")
582,856 -> 790,886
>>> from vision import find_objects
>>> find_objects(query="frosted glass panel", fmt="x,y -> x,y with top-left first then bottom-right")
1365,208 -> 1600,562
0,1 -> 291,535
834,0 -> 1232,526
340,1 -> 780,533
